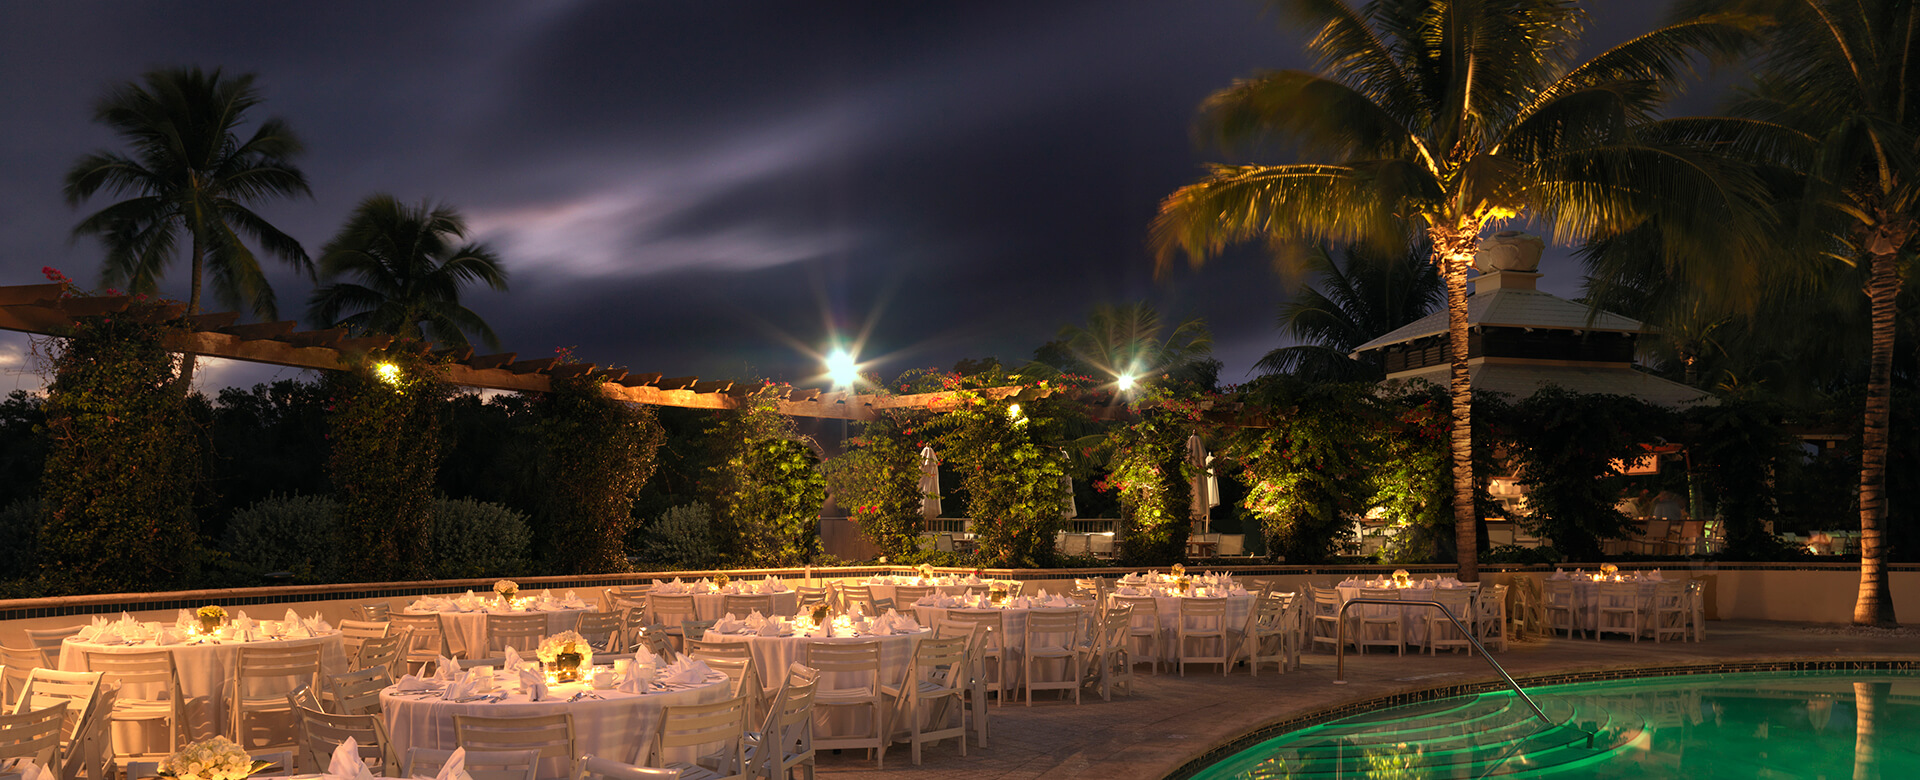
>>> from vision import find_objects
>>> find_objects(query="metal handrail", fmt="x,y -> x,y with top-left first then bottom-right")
1332,597 -> 1580,743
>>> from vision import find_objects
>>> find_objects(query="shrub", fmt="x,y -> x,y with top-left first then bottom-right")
432,498 -> 531,578
527,373 -> 665,574
821,413 -> 926,559
222,494 -> 341,582
0,498 -> 44,576
327,351 -> 447,582
40,313 -> 201,593
709,386 -> 825,566
637,503 -> 722,570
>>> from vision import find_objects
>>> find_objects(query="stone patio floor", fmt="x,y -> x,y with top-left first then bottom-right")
812,620 -> 1920,780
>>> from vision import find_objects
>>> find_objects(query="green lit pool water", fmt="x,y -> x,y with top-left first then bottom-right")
1192,670 -> 1920,779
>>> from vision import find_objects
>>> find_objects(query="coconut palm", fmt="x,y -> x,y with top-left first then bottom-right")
64,66 -> 312,388
1662,0 -> 1918,626
1152,0 -> 1769,580
308,195 -> 509,350
1259,244 -> 1441,381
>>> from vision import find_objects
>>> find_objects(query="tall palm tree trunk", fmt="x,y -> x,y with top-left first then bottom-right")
176,233 -> 203,392
1854,220 -> 1907,627
1434,227 -> 1479,582
1853,680 -> 1888,780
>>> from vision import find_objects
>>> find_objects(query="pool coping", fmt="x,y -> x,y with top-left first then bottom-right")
1162,656 -> 1920,780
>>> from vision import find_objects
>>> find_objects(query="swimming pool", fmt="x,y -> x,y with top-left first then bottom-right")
1191,670 -> 1920,778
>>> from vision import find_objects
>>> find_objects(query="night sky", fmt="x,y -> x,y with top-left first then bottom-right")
0,1 -> 1679,395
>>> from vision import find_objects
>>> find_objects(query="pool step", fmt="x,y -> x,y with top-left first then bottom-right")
1228,694 -> 1647,778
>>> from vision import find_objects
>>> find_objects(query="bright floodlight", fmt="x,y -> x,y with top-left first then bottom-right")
826,349 -> 858,388
1117,373 -> 1136,392
373,362 -> 402,386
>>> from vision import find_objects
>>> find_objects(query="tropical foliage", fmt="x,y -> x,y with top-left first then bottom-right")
925,375 -> 1076,568
38,311 -> 201,593
1102,401 -> 1197,565
64,66 -> 311,388
708,386 -> 826,566
325,350 -> 447,582
1223,378 -> 1378,562
1154,0 -> 1769,580
1502,388 -> 1676,561
821,412 -> 928,559
526,372 -> 664,574
1259,244 -> 1441,381
308,194 -> 509,349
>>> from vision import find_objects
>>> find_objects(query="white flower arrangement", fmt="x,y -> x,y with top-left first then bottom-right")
536,630 -> 593,667
494,580 -> 519,600
161,736 -> 266,780
917,563 -> 935,579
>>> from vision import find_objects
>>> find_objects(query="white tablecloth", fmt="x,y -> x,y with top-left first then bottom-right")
1333,584 -> 1477,645
862,580 -> 988,607
380,671 -> 729,778
407,609 -> 587,658
911,605 -> 1087,675
1105,593 -> 1250,660
691,591 -> 799,620
60,631 -> 347,745
1547,578 -> 1661,633
697,630 -> 922,738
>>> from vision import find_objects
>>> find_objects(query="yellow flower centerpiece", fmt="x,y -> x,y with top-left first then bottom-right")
494,580 -> 519,603
808,603 -> 832,626
988,584 -> 1009,605
714,573 -> 731,589
1391,569 -> 1411,588
1171,564 -> 1186,579
536,630 -> 593,682
917,563 -> 935,581
1176,576 -> 1193,595
160,735 -> 270,780
195,605 -> 228,634
1600,563 -> 1620,580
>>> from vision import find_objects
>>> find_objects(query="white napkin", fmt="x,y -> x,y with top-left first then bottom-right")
233,611 -> 253,630
76,624 -> 100,642
307,612 -> 332,633
712,613 -> 745,634
159,627 -> 184,644
502,647 -> 526,670
324,737 -> 375,780
395,674 -> 435,692
283,621 -> 313,639
175,609 -> 193,628
3,758 -> 51,780
440,678 -> 473,701
518,669 -> 549,702
617,664 -> 655,693
431,748 -> 473,780
562,590 -> 584,608
435,656 -> 458,681
659,659 -> 712,686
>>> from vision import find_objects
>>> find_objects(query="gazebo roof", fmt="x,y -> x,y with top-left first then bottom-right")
1352,272 -> 1645,355
1383,361 -> 1713,408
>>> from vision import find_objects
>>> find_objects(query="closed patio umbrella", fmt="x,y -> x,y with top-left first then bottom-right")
919,446 -> 941,520
1187,433 -> 1217,530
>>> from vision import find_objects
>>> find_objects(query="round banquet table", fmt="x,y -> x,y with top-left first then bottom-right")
697,629 -> 923,737
1546,577 -> 1662,633
911,604 -> 1088,679
406,608 -> 588,658
1333,582 -> 1479,645
861,579 -> 994,607
690,591 -> 799,620
1105,592 -> 1252,659
60,630 -> 347,745
380,670 -> 730,779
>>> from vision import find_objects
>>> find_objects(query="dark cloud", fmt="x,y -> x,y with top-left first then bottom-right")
1,0 -> 1673,393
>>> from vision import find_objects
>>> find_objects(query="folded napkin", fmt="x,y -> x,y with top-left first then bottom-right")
233,611 -> 254,630
324,737 -> 375,780
763,576 -> 787,592
712,613 -> 745,634
395,674 -> 435,692
518,669 -> 548,702
631,646 -> 659,667
159,626 -> 185,644
175,609 -> 193,628
1009,597 -> 1031,609
94,627 -> 125,645
658,659 -> 712,686
562,590 -> 586,608
431,747 -> 473,780
617,664 -> 655,693
3,758 -> 52,780
504,647 -> 525,670
283,621 -> 313,639
440,678 -> 474,702
1115,586 -> 1142,596
75,624 -> 100,642
435,656 -> 458,681
307,612 -> 333,633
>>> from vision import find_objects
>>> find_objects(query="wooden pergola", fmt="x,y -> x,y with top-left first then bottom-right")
0,283 -> 1009,420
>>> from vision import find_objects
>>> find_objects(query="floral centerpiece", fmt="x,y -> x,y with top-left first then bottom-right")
917,563 -> 935,581
536,630 -> 593,682
160,736 -> 270,780
1599,563 -> 1620,579
988,584 -> 1009,605
808,603 -> 832,626
494,580 -> 519,603
195,605 -> 227,634
1391,569 -> 1411,588
714,573 -> 730,589
1171,564 -> 1186,579
1176,576 -> 1193,595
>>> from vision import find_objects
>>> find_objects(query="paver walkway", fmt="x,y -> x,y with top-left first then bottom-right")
813,620 -> 1920,780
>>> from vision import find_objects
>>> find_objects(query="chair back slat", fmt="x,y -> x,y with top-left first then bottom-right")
405,747 -> 539,780
0,701 -> 68,768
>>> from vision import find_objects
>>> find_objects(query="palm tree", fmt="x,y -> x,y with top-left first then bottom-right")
1670,0 -> 1918,626
308,194 -> 509,350
1259,244 -> 1441,381
1152,0 -> 1768,581
1046,302 -> 1219,390
64,66 -> 312,388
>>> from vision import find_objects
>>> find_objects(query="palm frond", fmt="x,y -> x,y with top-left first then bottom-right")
1152,163 -> 1420,271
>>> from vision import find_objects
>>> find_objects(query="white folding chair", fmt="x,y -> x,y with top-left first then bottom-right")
231,644 -> 322,751
1175,599 -> 1231,676
454,714 -> 577,780
405,748 -> 539,780
85,650 -> 186,762
803,642 -> 889,767
744,664 -> 816,780
650,695 -> 750,780
1021,611 -> 1082,703
883,636 -> 968,764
